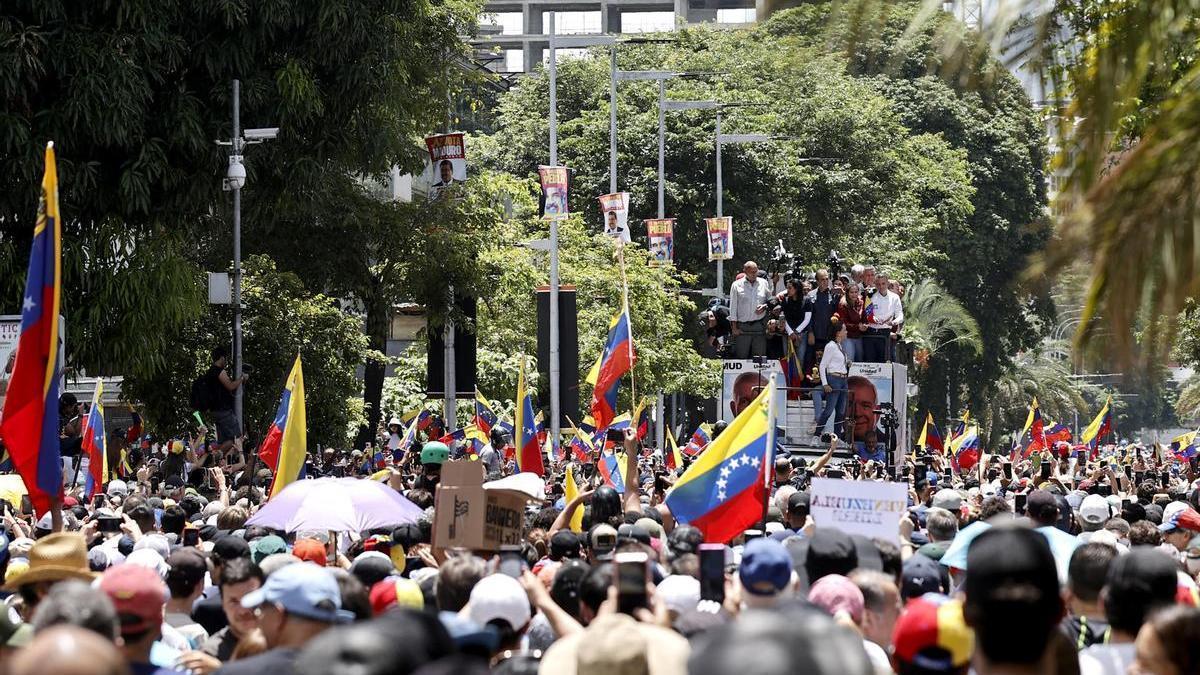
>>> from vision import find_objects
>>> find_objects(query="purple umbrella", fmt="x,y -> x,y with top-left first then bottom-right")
245,477 -> 424,533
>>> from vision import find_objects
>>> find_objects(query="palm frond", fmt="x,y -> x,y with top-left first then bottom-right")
902,279 -> 983,357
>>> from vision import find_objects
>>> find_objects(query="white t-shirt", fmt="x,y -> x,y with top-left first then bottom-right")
1078,642 -> 1136,675
862,639 -> 893,675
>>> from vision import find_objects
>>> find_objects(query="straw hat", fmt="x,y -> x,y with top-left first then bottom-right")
4,532 -> 96,589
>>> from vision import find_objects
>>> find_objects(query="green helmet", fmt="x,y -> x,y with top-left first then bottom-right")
420,441 -> 450,465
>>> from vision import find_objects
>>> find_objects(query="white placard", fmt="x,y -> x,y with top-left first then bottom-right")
809,477 -> 908,543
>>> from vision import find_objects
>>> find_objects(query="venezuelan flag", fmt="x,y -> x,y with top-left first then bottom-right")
954,426 -> 981,472
862,293 -> 876,324
917,412 -> 944,454
665,381 -> 775,543
587,310 -> 636,430
665,427 -> 684,471
1081,397 -> 1113,454
597,451 -> 627,492
474,389 -> 499,436
568,426 -> 594,463
633,399 -> 652,441
258,355 -> 307,498
683,424 -> 712,456
780,336 -> 804,400
1044,423 -> 1072,445
564,465 -> 585,532
1019,398 -> 1047,458
1171,431 -> 1198,459
0,143 -> 64,516
514,361 -> 545,476
81,380 -> 107,499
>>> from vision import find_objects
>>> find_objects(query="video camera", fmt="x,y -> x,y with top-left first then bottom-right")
827,249 -> 842,280
874,402 -> 899,432
773,240 -> 806,283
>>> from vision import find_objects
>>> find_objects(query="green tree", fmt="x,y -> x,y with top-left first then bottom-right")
121,255 -> 370,448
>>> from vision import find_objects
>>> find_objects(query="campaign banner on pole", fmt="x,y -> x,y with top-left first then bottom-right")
645,218 -> 674,266
598,192 -> 631,244
539,166 -> 570,219
424,133 -> 467,200
809,478 -> 908,543
705,217 -> 733,261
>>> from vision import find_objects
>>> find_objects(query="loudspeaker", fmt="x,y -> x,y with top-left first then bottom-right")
537,286 -> 579,427
427,295 -> 477,397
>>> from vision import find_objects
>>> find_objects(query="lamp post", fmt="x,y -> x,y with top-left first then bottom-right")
218,79 -> 278,436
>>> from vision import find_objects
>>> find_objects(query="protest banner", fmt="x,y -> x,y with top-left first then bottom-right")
847,362 -> 909,465
424,133 -> 467,200
809,477 -> 908,543
720,359 -> 787,424
645,218 -> 675,266
432,461 -> 529,551
539,166 -> 570,219
598,192 -> 631,244
706,216 -> 733,261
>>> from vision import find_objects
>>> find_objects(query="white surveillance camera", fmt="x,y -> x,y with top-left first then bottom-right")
243,127 -> 279,141
226,158 -> 246,190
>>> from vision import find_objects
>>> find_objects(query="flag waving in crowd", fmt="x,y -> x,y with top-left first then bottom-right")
665,377 -> 775,543
1019,397 -> 1047,457
81,380 -> 106,499
587,308 -> 635,430
258,355 -> 307,499
0,143 -> 64,516
916,412 -> 944,455
1081,396 -> 1113,454
514,360 -> 545,476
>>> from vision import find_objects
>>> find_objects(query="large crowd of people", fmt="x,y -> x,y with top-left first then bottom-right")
0,407 -> 1197,675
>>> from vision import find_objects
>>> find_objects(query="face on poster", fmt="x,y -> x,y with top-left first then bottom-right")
846,362 -> 908,463
645,218 -> 674,267
706,217 -> 733,261
598,192 -> 631,244
539,166 -> 570,218
425,134 -> 467,200
721,360 -> 787,422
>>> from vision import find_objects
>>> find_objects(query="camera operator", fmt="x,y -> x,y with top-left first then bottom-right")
728,261 -> 774,358
802,269 -> 838,372
699,299 -> 731,356
862,270 -> 904,363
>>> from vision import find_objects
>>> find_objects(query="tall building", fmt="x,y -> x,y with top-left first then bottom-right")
474,0 -> 758,75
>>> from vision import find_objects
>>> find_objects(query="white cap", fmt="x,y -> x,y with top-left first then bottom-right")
980,482 -> 999,499
657,574 -> 700,615
466,574 -> 531,630
1079,495 -> 1111,526
106,479 -> 129,497
125,548 -> 169,578
932,489 -> 962,511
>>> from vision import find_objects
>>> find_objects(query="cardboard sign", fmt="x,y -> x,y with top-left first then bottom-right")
433,461 -> 529,551
809,478 -> 908,544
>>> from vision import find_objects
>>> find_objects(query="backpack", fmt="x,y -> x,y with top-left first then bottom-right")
190,372 -> 216,412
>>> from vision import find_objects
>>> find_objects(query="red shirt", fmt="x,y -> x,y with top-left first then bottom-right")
836,301 -> 864,338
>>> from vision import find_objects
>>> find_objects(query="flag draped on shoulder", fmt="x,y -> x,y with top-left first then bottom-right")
0,143 -> 64,516
587,309 -> 635,430
81,380 -> 107,499
1081,397 -> 1113,454
665,380 -> 775,543
515,361 -> 545,476
258,355 -> 306,498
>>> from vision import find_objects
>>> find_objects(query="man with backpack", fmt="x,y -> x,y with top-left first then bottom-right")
192,346 -> 246,455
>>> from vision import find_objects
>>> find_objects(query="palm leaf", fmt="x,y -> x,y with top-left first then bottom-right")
901,279 -> 983,357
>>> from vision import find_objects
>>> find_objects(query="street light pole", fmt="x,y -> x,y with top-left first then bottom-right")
231,80 -> 243,433
610,45 -> 618,194
715,109 -> 723,297
548,11 -> 562,449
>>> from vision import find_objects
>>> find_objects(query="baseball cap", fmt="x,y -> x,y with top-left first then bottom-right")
787,490 -> 811,515
964,527 -> 1059,616
420,441 -> 450,465
549,531 -> 580,560
738,538 -> 792,596
1159,504 -> 1200,533
804,528 -> 857,583
165,549 -> 207,591
251,535 -> 288,565
617,523 -> 650,546
466,574 -> 531,630
212,535 -> 251,562
349,552 -> 395,589
657,574 -> 700,614
99,564 -> 168,635
240,562 -> 353,624
807,573 -> 865,624
634,517 -> 664,541
106,479 -> 130,498
1079,495 -> 1111,526
901,553 -> 948,601
1025,490 -> 1058,520
292,538 -> 327,566
932,489 -> 960,512
368,577 -> 424,615
892,594 -> 974,672
590,524 -> 618,561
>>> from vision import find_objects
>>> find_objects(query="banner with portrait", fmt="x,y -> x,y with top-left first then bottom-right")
846,362 -> 909,465
645,218 -> 675,267
539,166 -> 570,219
705,217 -> 733,261
720,360 -> 787,425
424,133 -> 467,200
598,192 -> 631,244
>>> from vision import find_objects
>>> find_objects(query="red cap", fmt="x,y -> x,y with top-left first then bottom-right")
99,565 -> 166,635
368,577 -> 423,616
61,496 -> 79,508
292,538 -> 326,566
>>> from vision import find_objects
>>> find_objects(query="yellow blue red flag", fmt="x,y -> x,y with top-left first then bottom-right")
259,355 -> 306,498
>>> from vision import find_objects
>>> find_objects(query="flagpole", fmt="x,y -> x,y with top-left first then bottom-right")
617,242 -> 636,405
760,374 -> 777,528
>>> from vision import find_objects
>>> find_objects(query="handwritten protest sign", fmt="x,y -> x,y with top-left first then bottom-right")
809,478 -> 908,543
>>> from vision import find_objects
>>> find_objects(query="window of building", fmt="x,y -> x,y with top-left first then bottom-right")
480,11 -> 524,35
542,11 -> 601,34
716,7 -> 755,24
621,11 -> 676,33
503,49 -> 524,72
541,47 -> 591,65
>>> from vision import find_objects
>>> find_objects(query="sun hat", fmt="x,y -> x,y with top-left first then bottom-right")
3,532 -> 95,589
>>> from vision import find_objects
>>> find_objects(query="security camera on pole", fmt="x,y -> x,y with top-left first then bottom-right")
218,79 -> 277,436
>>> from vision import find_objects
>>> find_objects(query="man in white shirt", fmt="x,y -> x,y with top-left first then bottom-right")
863,270 -> 903,363
728,261 -> 773,359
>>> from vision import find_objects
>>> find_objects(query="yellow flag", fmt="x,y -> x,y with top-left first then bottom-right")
268,355 -> 306,498
564,465 -> 584,532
